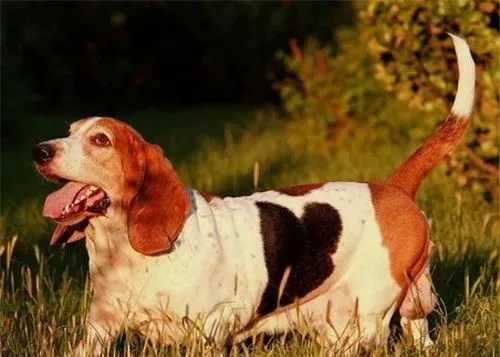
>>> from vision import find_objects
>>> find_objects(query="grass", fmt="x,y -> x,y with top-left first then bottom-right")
0,104 -> 498,356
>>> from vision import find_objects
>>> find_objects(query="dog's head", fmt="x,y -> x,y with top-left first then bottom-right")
32,117 -> 190,255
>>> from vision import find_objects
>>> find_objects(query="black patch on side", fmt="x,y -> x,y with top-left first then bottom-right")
256,202 -> 342,315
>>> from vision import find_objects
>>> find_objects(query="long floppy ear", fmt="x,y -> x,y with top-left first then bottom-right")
127,142 -> 190,255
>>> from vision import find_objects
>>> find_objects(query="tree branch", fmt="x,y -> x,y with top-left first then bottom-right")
461,143 -> 500,178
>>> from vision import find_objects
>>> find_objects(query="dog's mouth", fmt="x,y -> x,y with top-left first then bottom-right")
42,181 -> 110,245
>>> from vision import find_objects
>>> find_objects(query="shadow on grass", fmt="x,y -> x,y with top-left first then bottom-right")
430,249 -> 497,327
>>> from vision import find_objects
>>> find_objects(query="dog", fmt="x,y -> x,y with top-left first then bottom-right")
32,34 -> 474,355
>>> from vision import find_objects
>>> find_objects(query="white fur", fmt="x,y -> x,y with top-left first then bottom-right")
449,33 -> 475,117
76,183 -> 411,354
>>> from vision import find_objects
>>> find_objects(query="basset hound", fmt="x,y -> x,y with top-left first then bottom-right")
32,34 -> 475,355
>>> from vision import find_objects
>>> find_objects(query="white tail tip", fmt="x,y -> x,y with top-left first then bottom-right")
448,33 -> 475,117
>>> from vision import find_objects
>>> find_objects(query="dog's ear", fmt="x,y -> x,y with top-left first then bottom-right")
127,141 -> 190,255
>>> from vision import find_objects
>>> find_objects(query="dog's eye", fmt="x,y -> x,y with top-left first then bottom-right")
91,133 -> 111,147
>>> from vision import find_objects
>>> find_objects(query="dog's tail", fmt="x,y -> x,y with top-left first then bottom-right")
387,34 -> 475,198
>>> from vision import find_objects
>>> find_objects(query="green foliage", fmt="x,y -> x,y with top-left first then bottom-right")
275,27 -> 386,141
360,0 -> 499,200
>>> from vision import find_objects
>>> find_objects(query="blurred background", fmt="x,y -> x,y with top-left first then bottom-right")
0,0 -> 498,243
2,1 -> 354,112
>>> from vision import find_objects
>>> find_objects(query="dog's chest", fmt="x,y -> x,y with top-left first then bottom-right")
86,196 -> 271,328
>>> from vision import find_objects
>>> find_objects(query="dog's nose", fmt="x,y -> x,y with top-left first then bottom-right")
32,143 -> 55,164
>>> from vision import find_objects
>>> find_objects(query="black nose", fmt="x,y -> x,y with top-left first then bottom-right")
32,143 -> 55,164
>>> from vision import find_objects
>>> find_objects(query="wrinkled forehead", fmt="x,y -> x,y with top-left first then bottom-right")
68,117 -> 144,141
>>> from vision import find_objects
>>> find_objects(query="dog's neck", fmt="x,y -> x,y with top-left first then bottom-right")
83,190 -> 211,288
84,208 -> 141,279
83,203 -> 194,278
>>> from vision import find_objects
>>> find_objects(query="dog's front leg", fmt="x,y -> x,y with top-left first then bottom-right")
74,301 -> 122,356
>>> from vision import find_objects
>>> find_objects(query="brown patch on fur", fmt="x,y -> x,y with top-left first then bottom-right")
275,183 -> 323,196
99,118 -> 190,255
383,112 -> 469,310
369,183 -> 430,288
199,191 -> 218,203
388,114 -> 468,198
127,141 -> 190,255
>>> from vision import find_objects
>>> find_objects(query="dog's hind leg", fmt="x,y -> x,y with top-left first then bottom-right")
399,262 -> 436,349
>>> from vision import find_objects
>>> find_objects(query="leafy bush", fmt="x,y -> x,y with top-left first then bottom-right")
277,1 -> 498,200
360,0 -> 499,200
274,26 -> 386,144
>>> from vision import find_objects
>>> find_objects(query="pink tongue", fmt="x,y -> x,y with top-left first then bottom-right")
42,182 -> 88,218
